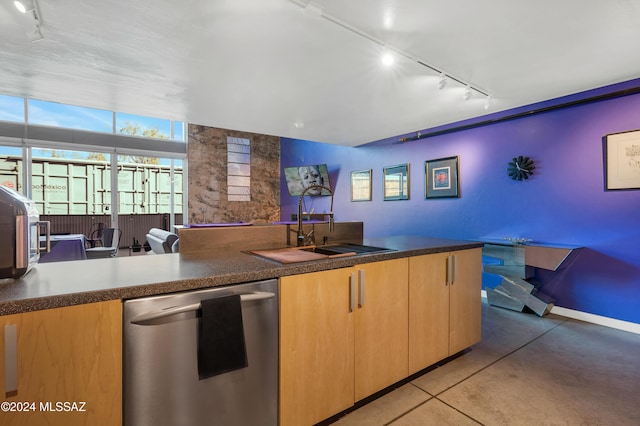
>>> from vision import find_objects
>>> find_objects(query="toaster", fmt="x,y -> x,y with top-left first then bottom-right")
0,185 -> 49,279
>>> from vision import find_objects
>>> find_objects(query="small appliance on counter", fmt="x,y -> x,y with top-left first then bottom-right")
0,185 -> 49,279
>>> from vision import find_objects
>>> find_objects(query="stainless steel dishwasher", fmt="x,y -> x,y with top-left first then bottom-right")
123,279 -> 278,426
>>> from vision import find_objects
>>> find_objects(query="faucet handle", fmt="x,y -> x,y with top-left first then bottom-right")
305,228 -> 315,245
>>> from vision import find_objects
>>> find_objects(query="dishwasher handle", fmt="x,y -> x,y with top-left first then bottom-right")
130,291 -> 276,324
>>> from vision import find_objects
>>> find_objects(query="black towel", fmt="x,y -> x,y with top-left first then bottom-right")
197,294 -> 248,380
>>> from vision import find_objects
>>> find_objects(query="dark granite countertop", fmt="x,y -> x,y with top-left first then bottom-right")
0,235 -> 482,315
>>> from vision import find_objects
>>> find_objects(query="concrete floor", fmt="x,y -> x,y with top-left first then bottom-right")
332,300 -> 640,426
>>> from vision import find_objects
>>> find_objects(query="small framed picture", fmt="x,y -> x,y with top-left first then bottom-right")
604,130 -> 640,190
351,169 -> 372,201
425,156 -> 459,198
383,163 -> 410,201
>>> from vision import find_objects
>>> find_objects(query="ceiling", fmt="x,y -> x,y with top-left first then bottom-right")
1,0 -> 639,147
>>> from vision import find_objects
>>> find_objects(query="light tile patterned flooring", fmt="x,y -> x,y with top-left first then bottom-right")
331,300 -> 640,425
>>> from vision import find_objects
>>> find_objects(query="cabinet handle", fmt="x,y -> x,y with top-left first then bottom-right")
358,269 -> 365,308
349,272 -> 356,312
130,292 -> 275,324
4,324 -> 17,397
446,255 -> 452,285
452,255 -> 458,284
38,221 -> 51,254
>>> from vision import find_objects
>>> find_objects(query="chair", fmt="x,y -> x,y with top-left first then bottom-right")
85,227 -> 122,259
86,222 -> 107,248
146,228 -> 179,254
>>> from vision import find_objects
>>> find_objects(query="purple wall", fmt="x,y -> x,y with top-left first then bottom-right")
280,80 -> 640,325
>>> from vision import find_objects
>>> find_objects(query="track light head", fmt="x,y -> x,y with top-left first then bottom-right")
484,95 -> 492,110
437,73 -> 447,90
14,1 -> 27,13
463,86 -> 472,101
381,51 -> 394,66
13,0 -> 43,41
303,1 -> 323,17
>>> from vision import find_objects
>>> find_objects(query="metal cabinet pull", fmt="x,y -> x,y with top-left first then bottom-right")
358,269 -> 365,308
452,255 -> 457,284
349,272 -> 356,312
130,291 -> 275,324
38,221 -> 51,254
4,324 -> 17,397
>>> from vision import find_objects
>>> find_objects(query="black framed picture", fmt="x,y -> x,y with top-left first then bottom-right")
604,130 -> 640,190
425,156 -> 459,198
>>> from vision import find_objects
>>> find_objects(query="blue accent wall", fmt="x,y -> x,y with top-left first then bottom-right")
280,79 -> 640,325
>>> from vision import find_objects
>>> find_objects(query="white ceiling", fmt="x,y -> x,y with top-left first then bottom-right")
1,0 -> 639,146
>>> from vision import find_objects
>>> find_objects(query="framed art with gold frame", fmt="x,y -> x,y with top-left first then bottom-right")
351,169 -> 372,201
383,163 -> 409,200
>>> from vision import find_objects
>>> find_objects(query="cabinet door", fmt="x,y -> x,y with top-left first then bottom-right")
354,258 -> 408,401
0,300 -> 122,426
280,268 -> 355,426
408,252 -> 450,374
449,248 -> 482,354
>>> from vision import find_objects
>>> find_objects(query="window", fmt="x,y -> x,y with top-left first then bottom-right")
0,93 -> 186,232
116,112 -> 171,140
117,155 -> 183,214
28,99 -> 112,133
227,137 -> 250,201
31,147 -> 111,215
1,94 -> 186,142
172,121 -> 185,141
0,94 -> 24,123
0,146 -> 24,194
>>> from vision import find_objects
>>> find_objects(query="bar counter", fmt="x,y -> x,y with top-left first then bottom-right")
0,235 -> 483,315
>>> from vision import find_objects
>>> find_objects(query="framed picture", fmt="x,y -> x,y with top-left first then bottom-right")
383,163 -> 409,200
283,164 -> 332,196
351,169 -> 372,201
605,130 -> 640,190
425,156 -> 459,198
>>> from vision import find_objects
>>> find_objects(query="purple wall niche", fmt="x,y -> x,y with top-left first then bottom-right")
280,81 -> 640,325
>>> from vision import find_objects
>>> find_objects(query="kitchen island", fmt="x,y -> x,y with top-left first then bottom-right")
0,235 -> 483,426
0,235 -> 482,315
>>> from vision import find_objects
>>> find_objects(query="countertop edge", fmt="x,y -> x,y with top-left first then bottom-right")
0,237 -> 483,315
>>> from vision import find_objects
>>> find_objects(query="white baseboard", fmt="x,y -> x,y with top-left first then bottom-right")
550,306 -> 640,335
481,290 -> 640,335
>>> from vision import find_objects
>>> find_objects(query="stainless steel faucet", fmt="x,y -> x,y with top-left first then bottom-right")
297,184 -> 334,246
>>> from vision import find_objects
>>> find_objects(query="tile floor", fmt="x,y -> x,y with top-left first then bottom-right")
331,300 -> 640,426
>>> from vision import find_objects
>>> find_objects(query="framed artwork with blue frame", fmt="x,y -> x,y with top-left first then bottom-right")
425,156 -> 459,198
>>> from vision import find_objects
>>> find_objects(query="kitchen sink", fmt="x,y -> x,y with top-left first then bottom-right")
300,243 -> 394,256
249,243 -> 395,264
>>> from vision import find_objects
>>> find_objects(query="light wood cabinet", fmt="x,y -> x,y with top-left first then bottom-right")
280,267 -> 355,426
408,251 -> 450,371
0,300 -> 122,426
449,248 -> 483,354
408,248 -> 482,374
354,259 -> 408,401
279,258 -> 408,426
